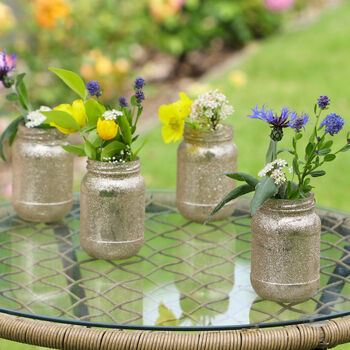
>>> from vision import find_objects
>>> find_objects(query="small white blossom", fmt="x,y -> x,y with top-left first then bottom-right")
103,109 -> 123,120
25,106 -> 51,128
258,159 -> 288,186
189,89 -> 234,129
289,166 -> 294,174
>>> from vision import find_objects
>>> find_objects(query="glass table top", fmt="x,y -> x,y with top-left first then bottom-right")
0,190 -> 350,331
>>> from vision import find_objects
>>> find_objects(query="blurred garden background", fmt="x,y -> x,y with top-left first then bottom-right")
0,0 -> 350,348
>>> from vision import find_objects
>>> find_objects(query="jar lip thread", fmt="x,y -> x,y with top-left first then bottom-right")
17,123 -> 67,141
183,123 -> 233,143
87,157 -> 141,175
261,192 -> 316,212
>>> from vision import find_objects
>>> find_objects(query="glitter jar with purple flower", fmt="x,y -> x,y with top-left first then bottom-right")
210,95 -> 349,303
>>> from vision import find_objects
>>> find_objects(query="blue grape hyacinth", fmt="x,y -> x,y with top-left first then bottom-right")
320,113 -> 344,136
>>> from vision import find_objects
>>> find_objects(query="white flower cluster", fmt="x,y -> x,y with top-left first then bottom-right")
258,159 -> 288,186
102,156 -> 126,163
25,106 -> 51,128
189,89 -> 234,129
102,109 -> 123,120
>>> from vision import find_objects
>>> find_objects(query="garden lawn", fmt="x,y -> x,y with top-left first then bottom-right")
140,1 -> 350,213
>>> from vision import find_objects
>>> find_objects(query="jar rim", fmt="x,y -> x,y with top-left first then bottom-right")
87,157 -> 141,175
183,123 -> 233,143
261,192 -> 316,212
17,123 -> 67,140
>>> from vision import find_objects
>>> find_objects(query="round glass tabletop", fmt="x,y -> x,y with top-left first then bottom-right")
0,190 -> 349,331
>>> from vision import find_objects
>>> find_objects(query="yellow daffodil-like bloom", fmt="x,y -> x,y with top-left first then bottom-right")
158,92 -> 193,143
97,118 -> 118,141
52,99 -> 87,134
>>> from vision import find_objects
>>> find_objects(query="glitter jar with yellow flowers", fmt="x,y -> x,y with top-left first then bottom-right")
0,52 -> 74,222
46,70 -> 146,259
159,89 -> 237,223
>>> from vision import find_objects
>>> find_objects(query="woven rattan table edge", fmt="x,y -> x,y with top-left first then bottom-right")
0,312 -> 350,349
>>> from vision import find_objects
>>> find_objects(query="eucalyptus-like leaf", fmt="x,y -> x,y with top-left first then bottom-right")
84,99 -> 106,128
318,148 -> 331,155
224,172 -> 259,187
305,142 -> 314,158
119,114 -> 132,145
101,140 -> 125,160
310,170 -> 326,177
321,140 -> 333,150
0,116 -> 24,161
277,148 -> 294,155
250,176 -> 278,215
15,73 -> 31,111
293,158 -> 300,175
42,110 -> 80,131
49,67 -> 87,100
84,140 -> 97,160
340,144 -> 350,152
265,140 -> 277,164
130,95 -> 137,107
324,154 -> 336,162
207,184 -> 255,223
62,144 -> 86,157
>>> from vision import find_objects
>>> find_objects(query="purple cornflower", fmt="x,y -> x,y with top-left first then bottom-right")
119,96 -> 128,108
248,105 -> 298,141
320,113 -> 344,136
134,77 -> 146,89
0,50 -> 16,88
86,80 -> 101,97
135,89 -> 145,104
290,113 -> 310,133
317,95 -> 330,110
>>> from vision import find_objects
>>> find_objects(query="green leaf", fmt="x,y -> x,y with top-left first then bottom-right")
293,158 -> 300,175
49,67 -> 87,100
6,93 -> 19,102
340,144 -> 350,152
295,132 -> 303,140
87,129 -> 102,148
84,99 -> 106,128
324,154 -> 336,162
62,144 -> 86,157
207,184 -> 255,222
15,73 -> 31,111
130,95 -> 137,107
250,176 -> 278,215
41,110 -> 80,131
119,114 -> 132,145
84,140 -> 97,160
314,104 -> 317,114
305,142 -> 314,157
133,138 -> 149,158
101,140 -> 125,160
277,148 -> 294,155
265,140 -> 277,164
0,116 -> 24,161
310,170 -> 326,177
318,148 -> 331,155
321,140 -> 333,150
224,172 -> 259,187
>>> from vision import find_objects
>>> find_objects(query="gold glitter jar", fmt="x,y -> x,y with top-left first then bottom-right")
250,193 -> 321,303
80,158 -> 145,260
176,124 -> 238,223
12,124 -> 74,223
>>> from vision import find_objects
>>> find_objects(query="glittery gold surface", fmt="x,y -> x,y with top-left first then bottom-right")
251,193 -> 321,303
176,124 -> 238,223
12,124 -> 74,223
80,158 -> 145,260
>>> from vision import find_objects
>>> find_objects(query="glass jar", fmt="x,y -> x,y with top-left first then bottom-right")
12,124 -> 74,223
250,193 -> 321,303
80,158 -> 145,260
176,124 -> 238,223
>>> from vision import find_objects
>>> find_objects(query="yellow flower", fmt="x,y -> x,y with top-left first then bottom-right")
0,3 -> 16,35
229,70 -> 247,88
97,118 -> 118,141
35,0 -> 69,30
158,93 -> 193,144
52,99 -> 87,134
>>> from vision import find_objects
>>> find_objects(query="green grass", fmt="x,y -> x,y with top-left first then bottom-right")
140,1 -> 350,213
